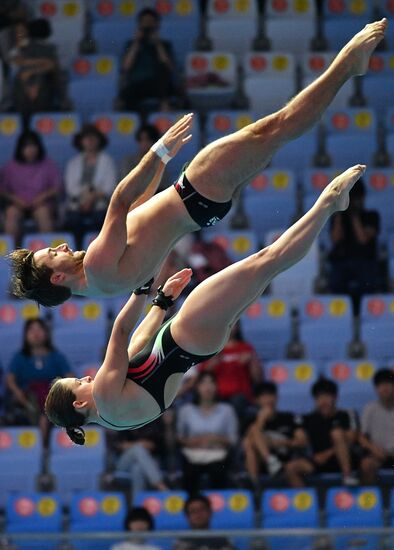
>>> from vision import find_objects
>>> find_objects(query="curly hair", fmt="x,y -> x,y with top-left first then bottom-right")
45,378 -> 86,445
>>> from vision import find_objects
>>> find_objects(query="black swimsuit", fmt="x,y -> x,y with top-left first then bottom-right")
99,317 -> 215,429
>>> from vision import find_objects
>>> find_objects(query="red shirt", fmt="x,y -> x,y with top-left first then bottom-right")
200,341 -> 257,401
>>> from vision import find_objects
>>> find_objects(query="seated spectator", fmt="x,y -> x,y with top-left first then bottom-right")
359,369 -> 394,484
111,506 -> 160,550
199,322 -> 262,417
285,378 -> 359,487
118,8 -> 177,112
0,130 -> 62,244
9,18 -> 62,121
5,318 -> 73,447
177,372 -> 238,494
173,494 -> 233,550
327,179 -> 380,314
243,382 -> 305,488
120,124 -> 171,190
64,124 -> 117,246
187,233 -> 232,288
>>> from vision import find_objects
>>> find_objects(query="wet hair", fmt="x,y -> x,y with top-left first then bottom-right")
137,7 -> 161,23
28,18 -> 52,40
373,368 -> 394,387
8,248 -> 71,307
184,494 -> 211,516
311,377 -> 338,399
45,378 -> 86,445
136,124 -> 160,144
14,130 -> 46,163
194,371 -> 217,405
254,381 -> 277,398
124,507 -> 155,531
22,318 -> 54,356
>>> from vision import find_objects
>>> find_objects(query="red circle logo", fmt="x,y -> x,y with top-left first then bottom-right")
272,0 -> 288,12
14,498 -> 35,517
0,431 -> 12,448
79,497 -> 99,516
250,55 -> 267,72
153,116 -> 172,134
208,493 -> 225,512
143,497 -> 162,515
95,117 -> 113,133
331,362 -> 351,381
213,236 -> 229,250
73,59 -> 91,76
40,2 -> 57,16
156,0 -> 172,15
370,173 -> 387,191
213,0 -> 230,13
331,113 -> 350,130
309,56 -> 325,72
97,0 -> 114,16
367,298 -> 385,316
328,0 -> 345,13
0,305 -> 17,323
213,115 -> 231,132
270,494 -> 290,512
369,55 -> 385,72
246,302 -> 263,318
57,431 -> 73,447
305,300 -> 324,318
251,174 -> 269,190
334,491 -> 354,510
35,117 -> 55,134
191,56 -> 208,72
386,0 -> 394,14
269,364 -> 289,383
311,172 -> 329,191
60,302 -> 79,321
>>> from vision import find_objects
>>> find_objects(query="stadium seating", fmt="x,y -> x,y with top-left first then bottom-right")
202,229 -> 258,263
0,301 -> 41,368
363,169 -> 394,241
48,427 -> 106,499
0,427 -> 42,507
134,490 -> 189,530
91,0 -> 139,58
243,52 -> 296,116
323,1 -> 372,51
205,110 -> 255,143
360,295 -> 394,361
265,360 -> 318,414
0,114 -> 21,165
269,128 -> 319,174
386,108 -> 394,167
90,111 -> 139,161
5,492 -> 62,550
31,112 -> 82,169
21,231 -> 77,253
298,295 -> 353,362
240,296 -> 292,361
243,169 -> 296,241
0,234 -> 14,300
323,359 -> 376,413
363,53 -> 394,115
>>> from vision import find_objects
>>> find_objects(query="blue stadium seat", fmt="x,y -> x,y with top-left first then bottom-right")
363,53 -> 394,115
298,295 -> 353,362
205,110 -> 255,143
389,488 -> 394,526
240,297 -> 292,361
30,112 -> 81,170
326,487 -> 383,550
270,127 -> 318,174
82,231 -> 99,251
5,492 -> 62,550
0,302 -> 40,368
265,360 -> 318,414
243,52 -> 296,116
202,229 -> 258,263
386,108 -> 394,167
323,360 -> 376,413
0,114 -> 21,165
360,295 -> 394,362
68,55 -> 118,118
363,169 -> 394,241
90,111 -> 139,161
92,20 -> 135,58
243,169 -> 296,241
325,108 -> 377,167
0,428 -> 42,507
48,427 -> 106,499
0,234 -> 14,300
262,488 -> 319,550
323,1 -> 372,51
69,491 -> 127,550
134,491 -> 189,530
51,298 -> 109,369
21,232 -> 77,253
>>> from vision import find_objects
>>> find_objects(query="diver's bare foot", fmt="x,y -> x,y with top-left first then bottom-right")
323,165 -> 366,212
337,18 -> 387,77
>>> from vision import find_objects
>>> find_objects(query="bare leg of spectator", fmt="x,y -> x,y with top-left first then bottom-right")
331,428 -> 353,480
4,205 -> 23,242
360,455 -> 380,485
33,204 -> 53,233
284,458 -> 314,488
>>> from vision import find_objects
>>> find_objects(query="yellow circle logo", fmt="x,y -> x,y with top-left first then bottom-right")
0,239 -> 8,255
21,303 -> 40,320
358,491 -> 377,510
38,497 -> 57,516
329,299 -> 347,316
52,238 -> 68,248
272,55 -> 289,71
83,302 -> 101,320
63,2 -> 79,16
293,492 -> 312,511
164,495 -> 184,514
294,0 -> 310,13
356,362 -> 374,381
96,58 -> 113,75
213,55 -> 229,71
235,0 -> 250,12
389,56 -> 394,71
236,115 -> 252,129
389,299 -> 394,314
268,299 -> 286,317
119,0 -> 136,15
58,118 -> 76,135
18,431 -> 37,448
84,429 -> 99,447
229,493 -> 248,512
354,111 -> 372,129
0,117 -> 17,135
295,364 -> 312,382
273,172 -> 289,190
175,0 -> 192,15
102,496 -> 121,515
233,236 -> 251,254
117,117 -> 135,134
350,0 -> 367,15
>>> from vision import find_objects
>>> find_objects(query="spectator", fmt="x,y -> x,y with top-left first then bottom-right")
327,179 -> 380,314
0,130 -> 62,244
120,124 -> 171,190
111,506 -> 160,550
9,18 -> 62,121
199,322 -> 262,417
177,372 -> 238,493
5,318 -> 73,446
173,494 -> 233,550
187,233 -> 232,288
243,382 -> 305,488
64,124 -> 117,246
285,378 -> 359,487
118,8 -> 176,112
359,369 -> 394,484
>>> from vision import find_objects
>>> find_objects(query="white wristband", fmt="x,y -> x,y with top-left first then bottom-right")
151,139 -> 171,165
